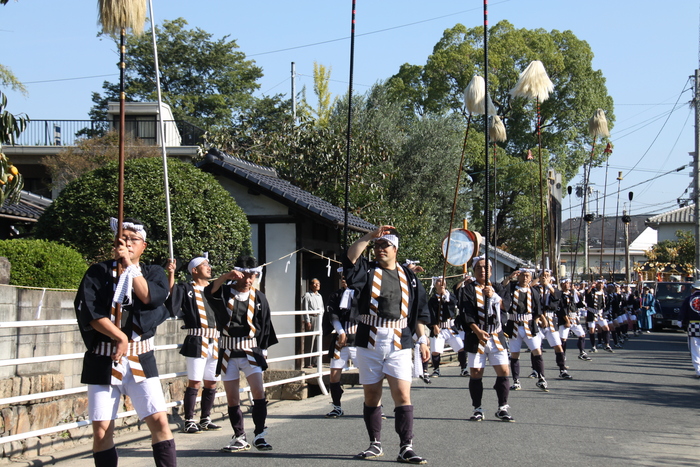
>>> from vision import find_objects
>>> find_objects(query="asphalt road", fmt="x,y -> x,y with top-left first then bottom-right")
16,330 -> 700,466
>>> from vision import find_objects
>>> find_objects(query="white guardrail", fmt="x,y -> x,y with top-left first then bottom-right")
0,310 -> 327,445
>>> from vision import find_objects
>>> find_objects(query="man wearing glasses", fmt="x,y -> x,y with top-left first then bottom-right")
343,225 -> 430,464
204,255 -> 278,453
74,218 -> 176,467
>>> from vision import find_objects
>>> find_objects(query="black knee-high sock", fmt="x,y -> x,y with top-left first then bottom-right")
252,399 -> 267,436
200,387 -> 216,420
469,377 -> 483,408
330,382 -> 344,406
184,386 -> 198,420
152,438 -> 177,467
363,404 -> 382,442
93,446 -> 118,467
590,332 -> 596,348
422,360 -> 429,373
612,329 -> 619,345
562,339 -> 568,353
577,336 -> 585,353
394,405 -> 414,446
510,358 -> 520,381
228,405 -> 244,437
532,354 -> 545,377
602,330 -> 610,346
493,376 -> 510,407
458,350 -> 467,370
555,352 -> 567,371
431,354 -> 441,370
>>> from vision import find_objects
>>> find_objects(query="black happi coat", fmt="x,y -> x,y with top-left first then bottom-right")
457,281 -> 509,353
324,286 -> 359,359
504,282 -> 543,336
204,283 -> 278,370
342,255 -> 430,349
74,261 -> 170,385
167,281 -> 218,358
554,289 -> 584,325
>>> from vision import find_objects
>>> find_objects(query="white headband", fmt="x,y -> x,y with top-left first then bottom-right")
471,256 -> 492,268
234,266 -> 263,276
110,217 -> 147,241
188,252 -> 209,275
378,234 -> 399,249
404,259 -> 420,266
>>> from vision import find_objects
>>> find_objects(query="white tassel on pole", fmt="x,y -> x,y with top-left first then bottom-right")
464,76 -> 496,115
98,0 -> 146,36
588,108 -> 610,139
489,115 -> 507,143
510,60 -> 554,102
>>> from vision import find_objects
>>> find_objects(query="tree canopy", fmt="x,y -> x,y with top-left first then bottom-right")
34,157 -> 251,274
90,17 -> 263,130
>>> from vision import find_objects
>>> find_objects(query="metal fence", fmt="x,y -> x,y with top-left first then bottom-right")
13,120 -> 205,147
0,310 -> 326,445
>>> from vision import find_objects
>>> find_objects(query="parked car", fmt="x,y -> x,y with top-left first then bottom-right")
652,282 -> 693,330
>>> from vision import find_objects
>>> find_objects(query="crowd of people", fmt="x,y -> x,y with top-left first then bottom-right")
73,219 -> 698,466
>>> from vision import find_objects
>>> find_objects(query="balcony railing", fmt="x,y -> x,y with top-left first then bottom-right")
13,119 -> 205,147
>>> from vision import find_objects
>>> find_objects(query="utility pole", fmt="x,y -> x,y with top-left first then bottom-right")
623,209 -> 631,283
291,62 -> 297,122
695,69 -> 700,279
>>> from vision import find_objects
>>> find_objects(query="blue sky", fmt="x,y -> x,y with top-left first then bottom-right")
2,0 -> 699,220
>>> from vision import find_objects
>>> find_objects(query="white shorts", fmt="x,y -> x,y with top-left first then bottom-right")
509,325 -> 542,352
186,345 -> 220,382
541,326 -> 562,347
330,345 -> 358,369
588,316 -> 608,329
467,338 -> 509,368
430,328 -> 464,354
355,328 -> 413,384
88,363 -> 166,422
559,323 -> 585,340
221,355 -> 263,382
614,315 -> 627,325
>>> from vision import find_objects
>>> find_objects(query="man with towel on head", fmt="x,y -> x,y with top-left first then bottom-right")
167,253 -> 223,434
343,225 -> 430,464
74,217 -> 176,467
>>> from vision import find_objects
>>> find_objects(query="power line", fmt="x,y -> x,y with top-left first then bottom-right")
246,1 -> 512,58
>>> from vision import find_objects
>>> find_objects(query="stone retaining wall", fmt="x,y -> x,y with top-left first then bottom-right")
0,285 -> 309,463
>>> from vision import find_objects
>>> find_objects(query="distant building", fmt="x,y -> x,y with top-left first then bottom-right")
645,204 -> 694,242
560,214 -> 656,279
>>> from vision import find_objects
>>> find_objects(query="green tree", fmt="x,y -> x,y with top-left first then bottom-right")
34,158 -> 251,274
312,62 -> 338,127
0,239 -> 87,288
90,17 -> 263,130
386,20 -> 614,260
387,20 -> 614,181
0,64 -> 27,203
647,230 -> 695,265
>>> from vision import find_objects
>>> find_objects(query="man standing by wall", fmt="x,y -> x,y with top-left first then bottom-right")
302,278 -> 324,368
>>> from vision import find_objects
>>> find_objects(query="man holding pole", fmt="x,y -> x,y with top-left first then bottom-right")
74,218 -> 176,467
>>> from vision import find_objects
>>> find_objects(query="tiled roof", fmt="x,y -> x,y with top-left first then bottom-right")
199,149 -> 376,233
645,205 -> 694,227
563,214 -> 651,249
479,243 -> 534,268
0,190 -> 51,221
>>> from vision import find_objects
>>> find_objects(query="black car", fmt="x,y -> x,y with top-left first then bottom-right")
652,282 -> 693,330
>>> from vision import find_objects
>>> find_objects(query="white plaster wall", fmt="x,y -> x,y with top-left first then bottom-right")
656,224 -> 691,243
218,178 -> 288,216
262,223 -> 297,370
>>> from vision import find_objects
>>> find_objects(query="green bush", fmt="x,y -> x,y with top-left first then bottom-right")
34,158 -> 251,276
0,239 -> 87,288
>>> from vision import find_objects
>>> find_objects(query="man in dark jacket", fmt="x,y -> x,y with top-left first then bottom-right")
74,217 -> 175,467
